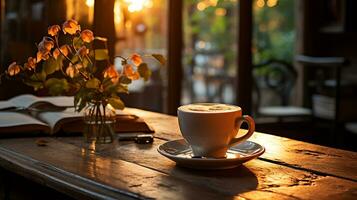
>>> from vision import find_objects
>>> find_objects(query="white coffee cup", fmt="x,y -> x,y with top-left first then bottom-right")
177,103 -> 255,158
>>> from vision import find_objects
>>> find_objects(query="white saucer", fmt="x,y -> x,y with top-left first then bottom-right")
157,139 -> 265,170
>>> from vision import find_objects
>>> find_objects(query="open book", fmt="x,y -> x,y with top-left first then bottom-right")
0,95 -> 154,136
0,94 -> 74,111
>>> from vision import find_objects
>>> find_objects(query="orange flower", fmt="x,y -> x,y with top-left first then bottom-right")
36,51 -> 43,62
36,51 -> 50,63
60,45 -> 70,56
104,65 -> 119,83
75,63 -> 83,69
129,71 -> 140,80
36,37 -> 53,62
36,51 -> 50,62
7,62 -> 21,76
26,57 -> 37,70
48,25 -> 61,36
66,64 -> 78,78
123,64 -> 140,80
130,53 -> 142,66
53,49 -> 60,59
53,45 -> 70,59
38,37 -> 54,52
77,46 -> 89,57
62,19 -> 81,35
81,29 -> 94,43
123,64 -> 134,76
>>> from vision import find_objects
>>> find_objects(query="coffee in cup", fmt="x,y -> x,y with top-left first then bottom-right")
178,103 -> 255,158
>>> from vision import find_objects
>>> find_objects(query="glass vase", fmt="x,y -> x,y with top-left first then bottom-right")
83,101 -> 116,146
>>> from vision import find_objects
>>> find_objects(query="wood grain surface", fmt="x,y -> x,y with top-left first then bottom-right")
128,108 -> 357,181
0,108 -> 356,199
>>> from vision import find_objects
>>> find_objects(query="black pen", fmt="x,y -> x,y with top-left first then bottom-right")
118,133 -> 154,144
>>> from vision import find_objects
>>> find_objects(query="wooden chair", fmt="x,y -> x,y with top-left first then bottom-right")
253,59 -> 312,122
295,55 -> 355,143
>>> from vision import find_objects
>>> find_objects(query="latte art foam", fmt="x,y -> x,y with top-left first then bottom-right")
179,103 -> 240,113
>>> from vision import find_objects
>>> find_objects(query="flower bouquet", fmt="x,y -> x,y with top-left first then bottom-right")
1,19 -> 165,144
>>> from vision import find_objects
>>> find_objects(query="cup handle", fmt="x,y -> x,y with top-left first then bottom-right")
229,115 -> 255,146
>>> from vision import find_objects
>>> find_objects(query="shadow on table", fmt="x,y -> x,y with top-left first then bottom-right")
169,164 -> 258,197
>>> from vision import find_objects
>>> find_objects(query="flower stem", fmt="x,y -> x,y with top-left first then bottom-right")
55,36 -> 90,80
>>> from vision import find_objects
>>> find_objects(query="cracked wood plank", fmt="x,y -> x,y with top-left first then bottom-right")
96,137 -> 357,200
126,108 -> 357,182
1,108 -> 356,199
56,136 -> 357,200
0,138 -> 234,200
2,137 -> 357,200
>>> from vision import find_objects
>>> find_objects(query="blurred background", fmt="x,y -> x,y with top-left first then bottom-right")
1,0 -> 357,151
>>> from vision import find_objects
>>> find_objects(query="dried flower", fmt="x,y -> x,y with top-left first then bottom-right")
36,139 -> 49,146
0,20 -> 162,113
62,19 -> 81,35
53,49 -> 60,59
130,54 -> 142,66
77,46 -> 89,57
66,64 -> 77,78
36,37 -> 54,62
130,72 -> 140,80
104,65 -> 119,83
81,29 -> 94,43
38,37 -> 54,52
7,62 -> 21,76
123,64 -> 134,76
53,45 -> 70,59
123,64 -> 140,80
48,25 -> 61,36
26,57 -> 37,70
75,63 -> 83,69
36,51 -> 50,62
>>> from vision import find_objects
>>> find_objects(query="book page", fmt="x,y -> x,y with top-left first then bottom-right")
0,101 -> 17,111
37,107 -> 82,134
27,96 -> 75,110
0,94 -> 38,110
39,96 -> 74,108
0,94 -> 74,111
116,108 -> 130,115
8,94 -> 40,109
0,112 -> 49,133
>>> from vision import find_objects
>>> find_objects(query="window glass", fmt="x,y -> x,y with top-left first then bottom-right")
182,0 -> 238,105
113,0 -> 167,112
252,0 -> 296,113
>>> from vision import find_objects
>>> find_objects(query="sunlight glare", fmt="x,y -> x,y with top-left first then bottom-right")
256,0 -> 265,8
85,0 -> 94,7
124,0 -> 152,13
267,0 -> 278,7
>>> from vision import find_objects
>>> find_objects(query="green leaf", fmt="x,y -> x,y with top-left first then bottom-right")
137,63 -> 152,81
116,84 -> 128,93
85,78 -> 101,89
73,37 -> 84,49
74,91 -> 86,112
94,49 -> 109,61
74,88 -> 96,112
45,78 -> 69,96
76,100 -> 87,113
119,76 -> 132,84
152,54 -> 166,65
43,57 -> 62,75
71,55 -> 79,64
82,57 -> 91,68
24,81 -> 43,91
108,97 -> 125,110
30,70 -> 46,81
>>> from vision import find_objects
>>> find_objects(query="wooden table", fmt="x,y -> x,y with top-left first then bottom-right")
0,108 -> 356,199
